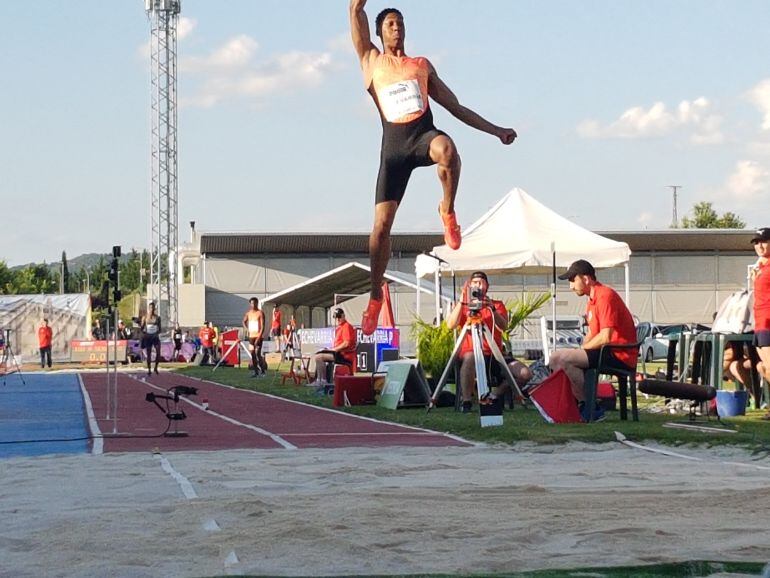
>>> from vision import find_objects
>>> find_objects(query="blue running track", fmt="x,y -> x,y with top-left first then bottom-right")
0,373 -> 90,458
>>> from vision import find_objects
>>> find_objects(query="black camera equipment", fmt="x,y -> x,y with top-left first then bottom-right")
145,385 -> 198,437
0,328 -> 26,386
468,288 -> 484,314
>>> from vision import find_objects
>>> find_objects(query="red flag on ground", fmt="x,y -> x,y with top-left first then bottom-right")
379,282 -> 395,328
527,369 -> 582,423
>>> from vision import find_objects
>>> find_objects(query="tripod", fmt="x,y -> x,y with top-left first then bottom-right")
429,313 -> 526,427
1,329 -> 26,386
214,337 -> 262,374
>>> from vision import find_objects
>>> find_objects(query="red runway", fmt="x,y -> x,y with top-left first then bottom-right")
80,372 -> 470,453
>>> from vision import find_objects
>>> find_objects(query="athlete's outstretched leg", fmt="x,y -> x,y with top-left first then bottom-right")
430,135 -> 462,249
362,200 -> 398,335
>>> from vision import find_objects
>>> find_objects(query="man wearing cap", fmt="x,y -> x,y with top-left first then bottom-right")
549,259 -> 638,421
446,272 -> 531,413
749,228 -> 770,420
311,308 -> 357,387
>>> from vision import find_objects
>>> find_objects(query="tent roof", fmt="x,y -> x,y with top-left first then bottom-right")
416,188 -> 631,278
262,261 -> 450,309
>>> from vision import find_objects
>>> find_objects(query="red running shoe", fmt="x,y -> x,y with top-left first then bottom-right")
361,297 -> 383,336
439,206 -> 462,250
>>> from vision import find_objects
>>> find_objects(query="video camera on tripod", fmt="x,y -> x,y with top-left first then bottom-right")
467,287 -> 485,315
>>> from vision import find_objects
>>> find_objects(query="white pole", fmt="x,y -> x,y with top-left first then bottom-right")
434,268 -> 441,326
551,242 -> 557,353
624,262 -> 630,306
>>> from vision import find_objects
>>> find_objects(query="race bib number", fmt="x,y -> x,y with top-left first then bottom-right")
146,324 -> 158,335
379,79 -> 424,122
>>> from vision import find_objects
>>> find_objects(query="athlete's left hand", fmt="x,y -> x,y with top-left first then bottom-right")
498,128 -> 517,145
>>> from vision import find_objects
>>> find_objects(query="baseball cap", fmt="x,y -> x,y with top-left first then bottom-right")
558,259 -> 596,281
751,228 -> 770,244
332,308 -> 345,319
470,271 -> 488,283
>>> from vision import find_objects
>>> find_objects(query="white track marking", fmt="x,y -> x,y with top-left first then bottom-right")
203,519 -> 221,532
77,374 -> 103,455
181,374 -> 476,446
155,452 -> 198,499
128,374 -> 297,450
615,431 -> 770,471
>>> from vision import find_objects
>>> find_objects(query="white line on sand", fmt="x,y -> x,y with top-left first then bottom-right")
128,374 -> 297,450
615,431 -> 770,471
77,374 -> 103,455
155,453 -> 198,499
181,374 -> 476,446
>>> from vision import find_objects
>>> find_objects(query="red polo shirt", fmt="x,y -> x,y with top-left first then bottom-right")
456,299 -> 508,356
753,260 -> 770,330
38,326 -> 52,348
333,320 -> 357,366
586,283 -> 638,368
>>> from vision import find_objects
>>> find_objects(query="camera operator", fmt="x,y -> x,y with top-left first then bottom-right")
446,271 -> 531,413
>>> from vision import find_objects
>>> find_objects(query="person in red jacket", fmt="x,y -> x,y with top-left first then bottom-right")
38,318 -> 53,369
311,308 -> 357,386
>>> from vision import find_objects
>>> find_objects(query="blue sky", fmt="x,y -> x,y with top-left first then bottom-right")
2,0 -> 769,266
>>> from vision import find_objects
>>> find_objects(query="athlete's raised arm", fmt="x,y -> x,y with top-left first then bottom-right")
350,0 -> 379,63
427,62 -> 517,145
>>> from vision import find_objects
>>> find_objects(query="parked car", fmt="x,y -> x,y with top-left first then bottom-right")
636,322 -> 691,362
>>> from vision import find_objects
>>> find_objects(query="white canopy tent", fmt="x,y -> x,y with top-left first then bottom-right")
415,188 -> 632,351
416,188 -> 631,278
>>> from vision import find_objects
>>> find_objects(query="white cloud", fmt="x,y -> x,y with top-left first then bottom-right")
637,211 -> 654,228
577,97 -> 723,144
180,34 -> 259,73
747,78 -> 770,131
725,160 -> 770,200
181,38 -> 334,108
177,16 -> 196,41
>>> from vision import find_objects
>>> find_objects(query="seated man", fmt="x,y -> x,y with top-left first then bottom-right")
311,308 -> 357,386
446,271 -> 531,413
548,260 -> 638,422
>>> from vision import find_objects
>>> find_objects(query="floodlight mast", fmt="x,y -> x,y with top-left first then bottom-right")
146,0 -> 180,325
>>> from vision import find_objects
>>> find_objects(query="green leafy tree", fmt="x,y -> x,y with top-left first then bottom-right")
0,260 -> 14,294
680,202 -> 746,229
10,264 -> 55,294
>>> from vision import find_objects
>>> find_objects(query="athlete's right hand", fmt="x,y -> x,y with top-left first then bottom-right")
499,128 -> 517,145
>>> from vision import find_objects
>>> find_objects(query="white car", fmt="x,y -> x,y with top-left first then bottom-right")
637,322 -> 690,362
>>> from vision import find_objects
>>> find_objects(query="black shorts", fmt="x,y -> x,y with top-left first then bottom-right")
142,335 -> 161,349
248,337 -> 264,349
753,330 -> 770,348
585,348 -> 634,372
270,327 -> 281,338
375,108 -> 448,205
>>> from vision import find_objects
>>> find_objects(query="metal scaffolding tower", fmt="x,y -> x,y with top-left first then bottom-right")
146,0 -> 180,325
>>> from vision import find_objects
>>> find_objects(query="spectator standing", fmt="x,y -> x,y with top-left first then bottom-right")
749,228 -> 770,420
38,318 -> 53,369
198,322 -> 216,365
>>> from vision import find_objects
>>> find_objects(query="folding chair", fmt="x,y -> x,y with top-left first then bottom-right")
584,340 -> 642,422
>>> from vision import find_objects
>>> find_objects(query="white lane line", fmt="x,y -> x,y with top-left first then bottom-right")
615,431 -> 770,471
128,374 -> 297,450
155,452 -> 198,499
277,432 -> 455,437
203,519 -> 221,532
181,374 -> 477,447
78,374 -> 103,455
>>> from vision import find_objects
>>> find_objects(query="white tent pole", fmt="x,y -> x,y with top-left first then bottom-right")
551,242 -> 556,353
416,276 -> 421,319
624,262 -> 630,306
434,268 -> 441,326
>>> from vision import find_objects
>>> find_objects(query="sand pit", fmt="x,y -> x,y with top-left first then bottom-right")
1,442 -> 769,577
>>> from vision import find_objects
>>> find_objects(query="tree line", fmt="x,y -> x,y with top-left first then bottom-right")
0,249 -> 151,309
